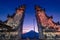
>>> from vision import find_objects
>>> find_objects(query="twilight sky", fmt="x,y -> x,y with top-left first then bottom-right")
0,0 -> 60,33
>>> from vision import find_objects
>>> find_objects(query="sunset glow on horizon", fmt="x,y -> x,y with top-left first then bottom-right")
23,25 -> 38,34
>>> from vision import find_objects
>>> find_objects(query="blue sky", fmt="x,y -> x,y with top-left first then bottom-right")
0,0 -> 60,33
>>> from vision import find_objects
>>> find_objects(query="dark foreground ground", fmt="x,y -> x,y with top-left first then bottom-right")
20,38 -> 60,40
0,38 -> 60,40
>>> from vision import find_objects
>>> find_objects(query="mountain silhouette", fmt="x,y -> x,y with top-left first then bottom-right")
22,30 -> 39,39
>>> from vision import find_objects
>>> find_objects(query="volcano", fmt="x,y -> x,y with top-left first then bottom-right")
22,30 -> 39,39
